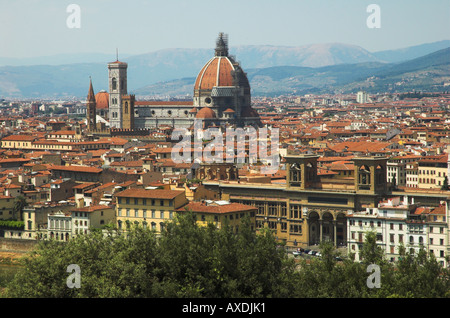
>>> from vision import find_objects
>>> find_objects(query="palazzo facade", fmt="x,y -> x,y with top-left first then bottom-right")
202,155 -> 390,248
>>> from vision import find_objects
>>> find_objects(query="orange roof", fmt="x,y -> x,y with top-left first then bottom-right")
110,160 -> 144,167
196,107 -> 216,119
430,205 -> 446,215
330,141 -> 392,153
5,183 -> 21,189
194,56 -> 235,90
72,205 -> 113,213
95,91 -> 109,109
0,158 -> 31,163
2,135 -> 36,141
115,188 -> 185,200
50,165 -> 102,174
412,207 -> 431,215
72,182 -> 98,189
177,201 -> 257,214
109,60 -> 127,65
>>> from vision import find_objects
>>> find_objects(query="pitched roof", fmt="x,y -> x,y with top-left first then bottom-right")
72,205 -> 113,213
115,188 -> 185,200
177,201 -> 257,214
2,135 -> 36,141
50,165 -> 102,174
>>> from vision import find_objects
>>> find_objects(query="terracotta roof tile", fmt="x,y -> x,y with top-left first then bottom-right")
115,188 -> 185,200
177,201 -> 257,214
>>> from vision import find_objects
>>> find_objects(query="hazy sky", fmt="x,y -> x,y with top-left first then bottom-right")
1,0 -> 449,58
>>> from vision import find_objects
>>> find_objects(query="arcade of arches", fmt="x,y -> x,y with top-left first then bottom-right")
307,210 -> 347,246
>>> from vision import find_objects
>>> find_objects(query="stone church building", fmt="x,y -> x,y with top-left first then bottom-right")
88,33 -> 261,132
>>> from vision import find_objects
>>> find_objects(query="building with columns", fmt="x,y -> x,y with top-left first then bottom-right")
201,155 -> 389,248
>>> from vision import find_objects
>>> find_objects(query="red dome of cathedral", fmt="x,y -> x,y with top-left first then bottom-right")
95,90 -> 109,109
196,107 -> 217,119
194,56 -> 235,91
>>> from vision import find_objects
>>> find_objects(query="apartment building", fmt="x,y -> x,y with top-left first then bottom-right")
22,203 -> 74,240
177,200 -> 257,233
405,161 -> 419,188
347,196 -> 448,266
425,205 -> 448,267
418,154 -> 448,189
0,195 -> 16,220
387,155 -> 422,188
0,134 -> 36,150
47,205 -> 115,240
114,188 -> 188,234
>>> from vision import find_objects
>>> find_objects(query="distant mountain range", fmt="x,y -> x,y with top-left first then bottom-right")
0,40 -> 449,99
135,47 -> 450,97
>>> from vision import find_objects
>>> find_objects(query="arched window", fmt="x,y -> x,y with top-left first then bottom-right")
290,163 -> 301,184
112,78 -> 117,90
359,165 -> 371,185
125,102 -> 128,114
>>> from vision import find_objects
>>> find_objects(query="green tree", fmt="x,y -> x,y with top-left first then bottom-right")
5,227 -> 159,298
294,240 -> 370,298
390,244 -> 450,297
12,195 -> 27,220
5,211 -> 298,298
441,176 -> 449,190
6,212 -> 449,298
391,173 -> 397,190
359,230 -> 386,266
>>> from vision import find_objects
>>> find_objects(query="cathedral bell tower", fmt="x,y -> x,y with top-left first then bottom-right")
108,54 -> 128,129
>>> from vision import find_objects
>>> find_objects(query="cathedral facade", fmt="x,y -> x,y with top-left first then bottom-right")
89,33 -> 261,132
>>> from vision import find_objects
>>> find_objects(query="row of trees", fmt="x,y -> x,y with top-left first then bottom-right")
4,212 -> 450,298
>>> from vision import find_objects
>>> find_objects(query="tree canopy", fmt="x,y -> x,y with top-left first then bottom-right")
4,213 -> 450,298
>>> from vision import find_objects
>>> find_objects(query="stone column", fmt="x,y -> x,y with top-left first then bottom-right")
319,219 -> 323,245
333,220 -> 337,246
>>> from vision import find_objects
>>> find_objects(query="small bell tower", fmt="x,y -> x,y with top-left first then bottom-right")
86,77 -> 96,132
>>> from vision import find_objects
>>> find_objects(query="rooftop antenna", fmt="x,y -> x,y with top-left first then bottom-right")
116,48 -> 119,61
